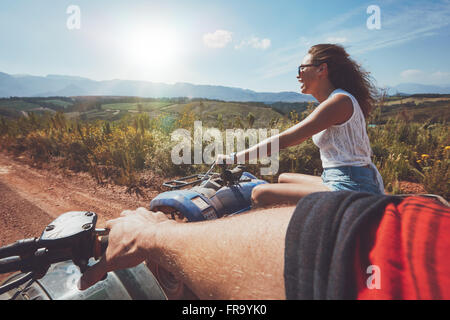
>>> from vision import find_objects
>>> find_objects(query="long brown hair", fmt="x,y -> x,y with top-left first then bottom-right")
308,44 -> 377,118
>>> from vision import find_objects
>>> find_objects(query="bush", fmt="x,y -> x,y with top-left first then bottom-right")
0,110 -> 448,198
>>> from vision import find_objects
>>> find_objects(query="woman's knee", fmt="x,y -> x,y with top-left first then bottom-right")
278,173 -> 291,183
251,184 -> 268,205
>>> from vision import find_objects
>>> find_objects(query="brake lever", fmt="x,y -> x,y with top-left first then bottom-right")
93,228 -> 109,260
221,165 -> 246,186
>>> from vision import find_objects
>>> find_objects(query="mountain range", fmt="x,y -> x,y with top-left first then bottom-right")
1,72 -> 449,102
385,83 -> 450,95
0,72 -> 313,103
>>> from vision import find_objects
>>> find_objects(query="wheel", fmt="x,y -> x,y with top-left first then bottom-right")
154,206 -> 188,222
146,260 -> 197,300
145,207 -> 196,299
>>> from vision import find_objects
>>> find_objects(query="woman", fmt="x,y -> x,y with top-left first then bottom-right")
218,43 -> 384,207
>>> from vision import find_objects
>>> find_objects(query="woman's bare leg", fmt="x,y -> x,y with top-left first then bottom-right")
278,172 -> 323,185
252,173 -> 331,207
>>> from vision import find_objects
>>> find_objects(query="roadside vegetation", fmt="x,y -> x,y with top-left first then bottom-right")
0,95 -> 448,198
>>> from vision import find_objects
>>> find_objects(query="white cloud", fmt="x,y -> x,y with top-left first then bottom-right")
401,69 -> 423,80
203,30 -> 232,48
400,69 -> 450,84
431,71 -> 450,80
235,37 -> 271,50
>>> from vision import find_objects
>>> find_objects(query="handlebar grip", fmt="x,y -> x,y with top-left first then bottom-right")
100,235 -> 108,255
0,238 -> 38,259
93,235 -> 108,259
0,256 -> 23,274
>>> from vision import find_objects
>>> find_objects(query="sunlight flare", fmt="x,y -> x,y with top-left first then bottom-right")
124,25 -> 180,71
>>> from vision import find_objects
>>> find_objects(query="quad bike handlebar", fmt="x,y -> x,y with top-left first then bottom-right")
0,211 -> 109,295
162,162 -> 247,190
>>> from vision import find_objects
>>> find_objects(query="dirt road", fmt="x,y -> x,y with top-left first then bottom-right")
0,151 -> 168,284
0,152 -> 159,248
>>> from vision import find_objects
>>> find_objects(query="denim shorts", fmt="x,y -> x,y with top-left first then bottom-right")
321,164 -> 384,194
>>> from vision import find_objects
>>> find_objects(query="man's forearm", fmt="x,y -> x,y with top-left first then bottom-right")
144,206 -> 295,300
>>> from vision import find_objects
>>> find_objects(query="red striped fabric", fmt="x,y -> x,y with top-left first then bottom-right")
355,196 -> 450,300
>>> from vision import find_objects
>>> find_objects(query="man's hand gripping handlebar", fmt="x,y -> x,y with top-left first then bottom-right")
0,211 -> 109,295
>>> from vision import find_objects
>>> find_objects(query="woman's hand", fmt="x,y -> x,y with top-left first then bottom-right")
215,153 -> 236,165
78,207 -> 175,290
215,154 -> 231,164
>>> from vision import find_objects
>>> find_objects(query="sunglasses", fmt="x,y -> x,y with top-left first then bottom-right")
298,64 -> 319,76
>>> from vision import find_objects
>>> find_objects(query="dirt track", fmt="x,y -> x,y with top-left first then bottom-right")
0,151 -> 164,282
0,152 -> 160,248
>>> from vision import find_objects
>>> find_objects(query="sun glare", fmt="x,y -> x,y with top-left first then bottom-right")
125,26 -> 179,71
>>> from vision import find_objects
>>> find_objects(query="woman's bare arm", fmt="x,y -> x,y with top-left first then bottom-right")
235,94 -> 353,162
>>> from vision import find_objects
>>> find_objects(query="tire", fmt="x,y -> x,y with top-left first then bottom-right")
145,208 -> 196,299
146,260 -> 197,300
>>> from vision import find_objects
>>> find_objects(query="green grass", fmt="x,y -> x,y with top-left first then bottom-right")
0,100 -> 42,111
101,101 -> 174,112
161,100 -> 283,127
375,100 -> 450,123
43,99 -> 73,108
97,100 -> 283,128
84,109 -> 127,121
383,96 -> 450,106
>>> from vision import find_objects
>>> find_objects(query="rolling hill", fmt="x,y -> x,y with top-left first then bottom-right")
0,72 -> 313,103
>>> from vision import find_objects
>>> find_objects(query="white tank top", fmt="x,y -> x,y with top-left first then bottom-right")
312,88 -> 373,168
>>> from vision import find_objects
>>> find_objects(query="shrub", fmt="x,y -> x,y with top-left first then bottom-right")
0,109 -> 448,198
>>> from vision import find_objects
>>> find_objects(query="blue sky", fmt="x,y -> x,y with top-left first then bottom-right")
1,0 -> 449,92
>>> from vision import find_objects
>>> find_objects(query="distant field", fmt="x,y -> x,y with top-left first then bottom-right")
376,97 -> 450,123
101,101 -> 174,112
1,95 -> 449,126
160,100 -> 283,127
95,99 -> 283,127
0,99 -> 54,117
0,100 -> 42,111
43,99 -> 73,108
383,96 -> 450,106
89,110 -> 125,121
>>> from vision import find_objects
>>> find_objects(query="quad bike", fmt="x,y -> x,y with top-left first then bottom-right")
0,164 -> 267,300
